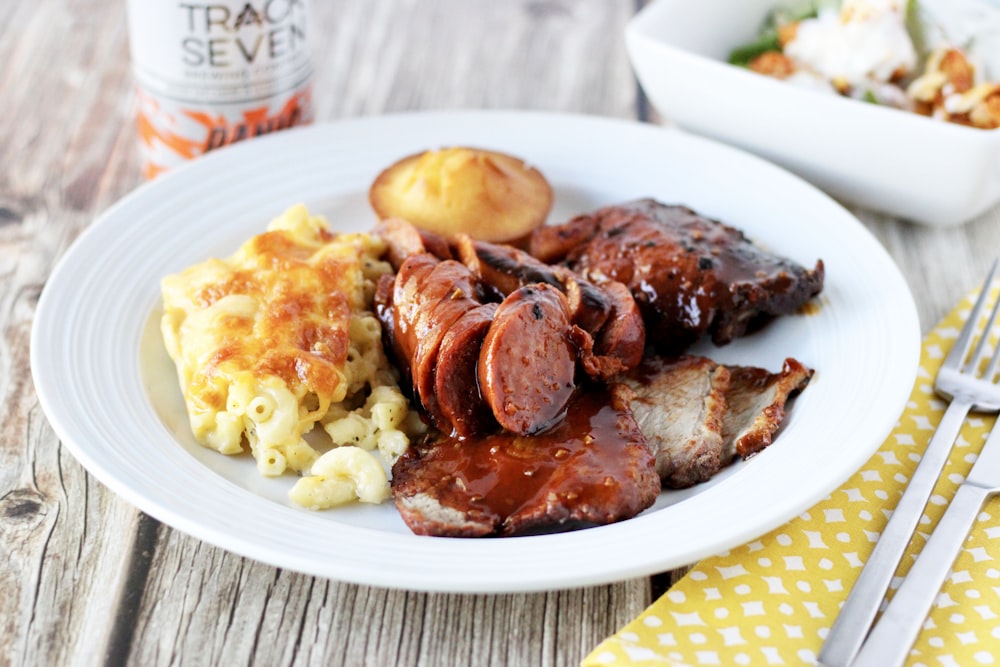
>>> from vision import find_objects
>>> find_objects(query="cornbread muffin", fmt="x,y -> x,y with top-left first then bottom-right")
369,147 -> 553,243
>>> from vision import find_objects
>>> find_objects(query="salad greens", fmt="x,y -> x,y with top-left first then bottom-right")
727,1 -> 826,66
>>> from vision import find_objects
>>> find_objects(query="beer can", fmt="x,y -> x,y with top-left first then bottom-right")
126,0 -> 314,179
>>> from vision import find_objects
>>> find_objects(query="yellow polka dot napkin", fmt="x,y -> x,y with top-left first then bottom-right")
585,290 -> 1000,666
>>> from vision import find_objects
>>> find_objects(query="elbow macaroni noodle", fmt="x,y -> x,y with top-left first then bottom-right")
288,446 -> 391,508
161,204 -> 422,509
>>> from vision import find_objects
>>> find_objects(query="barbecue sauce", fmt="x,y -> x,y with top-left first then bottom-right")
391,386 -> 660,536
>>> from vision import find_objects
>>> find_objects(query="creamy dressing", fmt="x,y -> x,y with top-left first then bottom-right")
784,0 -> 917,91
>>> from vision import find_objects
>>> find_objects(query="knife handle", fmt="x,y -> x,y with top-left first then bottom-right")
852,482 -> 992,667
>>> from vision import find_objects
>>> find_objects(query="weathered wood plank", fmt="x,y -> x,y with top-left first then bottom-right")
311,0 -> 640,118
1,2 -> 147,667
130,528 -> 649,666
858,207 -> 1000,331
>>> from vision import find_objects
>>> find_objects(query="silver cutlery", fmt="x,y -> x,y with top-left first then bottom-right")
853,413 -> 1000,665
818,258 -> 1000,667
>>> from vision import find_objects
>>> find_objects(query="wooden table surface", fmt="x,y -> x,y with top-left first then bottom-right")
4,1 -> 999,665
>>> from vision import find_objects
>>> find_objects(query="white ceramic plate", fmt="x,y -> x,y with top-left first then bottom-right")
31,111 -> 919,593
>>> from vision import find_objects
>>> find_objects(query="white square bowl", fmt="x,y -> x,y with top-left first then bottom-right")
625,0 -> 1000,227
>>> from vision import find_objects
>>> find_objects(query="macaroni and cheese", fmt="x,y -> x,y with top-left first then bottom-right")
160,204 -> 420,509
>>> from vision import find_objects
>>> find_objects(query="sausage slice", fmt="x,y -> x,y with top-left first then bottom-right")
435,303 -> 498,437
411,260 -> 483,430
478,284 -> 576,435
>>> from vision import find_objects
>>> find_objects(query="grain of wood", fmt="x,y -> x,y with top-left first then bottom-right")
858,207 -> 1000,330
127,529 -> 648,667
310,0 -> 639,118
1,2 -> 144,666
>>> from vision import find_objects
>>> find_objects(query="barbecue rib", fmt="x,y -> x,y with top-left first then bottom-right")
529,198 -> 825,352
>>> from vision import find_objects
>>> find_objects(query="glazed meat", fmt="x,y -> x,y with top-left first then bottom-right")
373,209 -> 818,537
454,235 -> 645,376
530,198 -> 825,352
391,384 -> 661,537
376,253 -> 589,437
479,284 -> 578,435
623,355 -> 814,488
392,353 -> 812,536
453,235 -> 612,334
434,303 -> 498,436
375,218 -> 646,379
380,254 -> 489,434
373,218 -> 650,438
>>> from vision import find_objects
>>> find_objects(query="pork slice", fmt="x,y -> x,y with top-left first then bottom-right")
391,439 -> 501,537
722,358 -> 813,459
623,355 -> 814,488
435,303 -> 498,437
623,356 -> 730,488
391,384 -> 660,537
478,284 -> 577,436
503,385 -> 660,535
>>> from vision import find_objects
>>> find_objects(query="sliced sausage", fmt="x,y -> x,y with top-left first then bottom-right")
410,260 -> 483,430
455,235 -> 611,333
594,280 -> 646,372
561,273 -> 612,333
391,253 -> 439,373
374,272 -> 402,382
435,303 -> 498,437
453,234 -> 526,296
478,284 -> 576,436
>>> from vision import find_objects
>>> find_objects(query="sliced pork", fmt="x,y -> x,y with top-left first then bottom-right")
391,384 -> 661,537
722,358 -> 814,459
624,355 -> 813,488
624,356 -> 730,488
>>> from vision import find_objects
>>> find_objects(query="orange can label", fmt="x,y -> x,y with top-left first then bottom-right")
135,84 -> 312,179
127,0 -> 313,178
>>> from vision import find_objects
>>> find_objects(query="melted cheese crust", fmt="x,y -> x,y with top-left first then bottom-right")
161,204 -> 409,488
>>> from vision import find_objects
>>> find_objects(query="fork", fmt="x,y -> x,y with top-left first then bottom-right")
817,258 -> 1000,667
